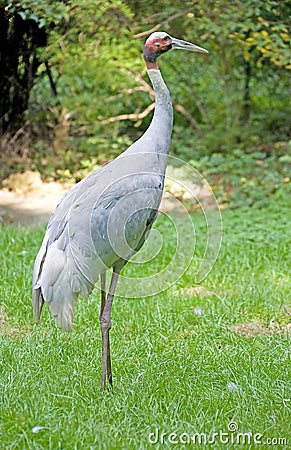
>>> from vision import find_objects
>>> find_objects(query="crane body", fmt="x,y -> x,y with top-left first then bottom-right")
32,32 -> 207,389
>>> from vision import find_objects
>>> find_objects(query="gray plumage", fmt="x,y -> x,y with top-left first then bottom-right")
32,31 -> 207,388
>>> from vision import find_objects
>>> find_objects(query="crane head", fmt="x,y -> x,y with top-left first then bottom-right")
143,31 -> 208,68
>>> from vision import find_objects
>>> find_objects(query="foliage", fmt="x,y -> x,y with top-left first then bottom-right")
3,0 -> 70,26
0,0 -> 290,184
190,144 -> 291,208
1,200 -> 291,447
224,0 -> 291,69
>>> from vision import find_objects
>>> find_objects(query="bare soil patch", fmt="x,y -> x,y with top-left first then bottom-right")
0,171 -> 69,226
228,320 -> 291,338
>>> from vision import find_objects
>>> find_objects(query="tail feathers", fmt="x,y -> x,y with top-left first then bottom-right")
44,269 -> 79,332
32,240 -> 95,332
32,287 -> 44,323
49,290 -> 78,332
50,297 -> 77,332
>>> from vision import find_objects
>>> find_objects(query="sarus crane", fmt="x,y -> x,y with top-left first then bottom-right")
32,31 -> 208,389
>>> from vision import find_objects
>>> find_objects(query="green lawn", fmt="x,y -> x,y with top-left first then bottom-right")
0,200 -> 290,449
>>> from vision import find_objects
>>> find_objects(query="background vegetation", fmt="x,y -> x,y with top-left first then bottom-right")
1,2 -> 290,447
0,0 -> 290,203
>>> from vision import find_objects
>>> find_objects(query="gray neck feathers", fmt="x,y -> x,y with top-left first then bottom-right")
124,68 -> 173,164
147,69 -> 173,134
143,69 -> 173,156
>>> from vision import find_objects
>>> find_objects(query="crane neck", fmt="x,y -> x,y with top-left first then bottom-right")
147,68 -> 172,110
122,66 -> 173,170
145,68 -> 173,153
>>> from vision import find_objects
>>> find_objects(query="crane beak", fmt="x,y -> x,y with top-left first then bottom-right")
171,37 -> 208,54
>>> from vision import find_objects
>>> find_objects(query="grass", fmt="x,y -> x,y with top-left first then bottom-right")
0,199 -> 290,449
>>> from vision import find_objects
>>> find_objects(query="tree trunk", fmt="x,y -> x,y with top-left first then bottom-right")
0,9 -> 47,141
243,59 -> 251,124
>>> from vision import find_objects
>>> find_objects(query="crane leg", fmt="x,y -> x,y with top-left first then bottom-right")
100,272 -> 106,318
100,270 -> 119,390
99,271 -> 112,385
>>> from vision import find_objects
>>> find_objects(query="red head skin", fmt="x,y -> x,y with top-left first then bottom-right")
143,35 -> 172,69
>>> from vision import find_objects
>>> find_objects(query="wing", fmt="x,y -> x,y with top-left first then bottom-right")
91,172 -> 163,272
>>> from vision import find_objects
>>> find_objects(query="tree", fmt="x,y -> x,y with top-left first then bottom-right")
0,1 -> 69,151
